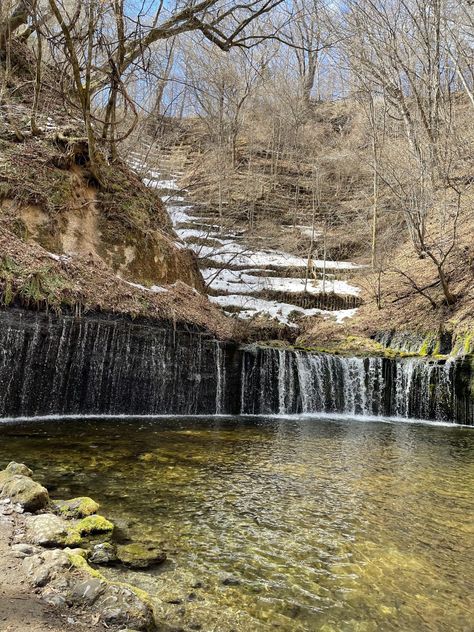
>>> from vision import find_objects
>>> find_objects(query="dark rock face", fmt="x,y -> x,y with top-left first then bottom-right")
0,308 -> 472,424
0,308 -> 240,418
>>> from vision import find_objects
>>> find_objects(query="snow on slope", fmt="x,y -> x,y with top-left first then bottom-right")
133,159 -> 362,327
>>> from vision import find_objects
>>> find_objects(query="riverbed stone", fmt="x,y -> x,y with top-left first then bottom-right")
89,542 -> 118,565
54,497 -> 100,519
95,584 -> 154,630
25,513 -> 72,546
0,473 -> 49,512
11,542 -> 42,557
23,548 -> 70,589
70,578 -> 106,605
116,542 -> 167,569
41,590 -> 67,607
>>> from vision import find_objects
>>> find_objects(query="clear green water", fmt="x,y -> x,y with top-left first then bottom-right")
0,415 -> 473,631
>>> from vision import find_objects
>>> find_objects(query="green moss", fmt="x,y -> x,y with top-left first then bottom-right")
67,551 -> 104,579
55,496 -> 100,519
75,514 -> 114,536
64,530 -> 84,547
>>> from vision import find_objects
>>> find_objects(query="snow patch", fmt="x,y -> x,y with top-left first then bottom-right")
209,294 -> 357,327
203,268 -> 360,296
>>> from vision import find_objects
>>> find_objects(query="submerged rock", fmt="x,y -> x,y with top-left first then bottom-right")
220,575 -> 241,587
116,542 -> 167,569
54,497 -> 100,519
0,463 -> 49,512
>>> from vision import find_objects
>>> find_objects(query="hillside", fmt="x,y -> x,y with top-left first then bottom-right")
0,103 -> 232,338
140,97 -> 474,348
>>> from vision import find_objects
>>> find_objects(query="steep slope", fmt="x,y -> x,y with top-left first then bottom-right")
0,108 -> 235,337
130,144 -> 364,335
142,100 -> 474,347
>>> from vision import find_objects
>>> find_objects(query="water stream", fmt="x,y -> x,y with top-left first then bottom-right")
0,415 -> 472,631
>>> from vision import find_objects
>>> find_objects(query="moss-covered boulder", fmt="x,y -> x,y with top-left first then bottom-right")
53,497 -> 99,519
75,514 -> 114,537
67,552 -> 155,630
0,463 -> 49,511
116,542 -> 166,569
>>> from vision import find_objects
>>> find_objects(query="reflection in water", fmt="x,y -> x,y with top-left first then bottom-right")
0,416 -> 473,631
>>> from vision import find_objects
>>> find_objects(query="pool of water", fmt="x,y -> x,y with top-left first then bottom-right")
0,415 -> 473,631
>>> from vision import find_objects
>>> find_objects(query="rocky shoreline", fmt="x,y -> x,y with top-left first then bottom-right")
0,462 -> 163,631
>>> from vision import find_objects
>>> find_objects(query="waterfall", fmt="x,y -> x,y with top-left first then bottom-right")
215,342 -> 225,414
0,309 -> 238,418
0,309 -> 471,424
239,346 -> 464,423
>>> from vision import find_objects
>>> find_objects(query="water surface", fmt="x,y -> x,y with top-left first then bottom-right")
0,415 -> 473,631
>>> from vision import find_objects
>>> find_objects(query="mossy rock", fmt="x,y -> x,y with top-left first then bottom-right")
67,551 -> 155,629
26,513 -> 113,548
75,514 -> 114,537
116,543 -> 167,569
54,496 -> 99,519
0,463 -> 49,512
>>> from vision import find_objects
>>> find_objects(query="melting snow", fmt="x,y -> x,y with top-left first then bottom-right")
203,268 -> 360,296
209,294 -> 357,327
143,177 -> 180,190
136,161 -> 360,326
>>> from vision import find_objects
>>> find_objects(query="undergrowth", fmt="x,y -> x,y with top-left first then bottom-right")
0,255 -> 72,310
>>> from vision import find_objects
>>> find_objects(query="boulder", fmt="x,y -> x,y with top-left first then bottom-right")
75,514 -> 114,537
54,497 -> 100,519
70,578 -> 106,605
96,584 -> 154,631
3,462 -> 33,477
116,543 -> 167,569
26,513 -> 70,547
23,548 -> 69,588
0,474 -> 49,512
26,513 -> 114,548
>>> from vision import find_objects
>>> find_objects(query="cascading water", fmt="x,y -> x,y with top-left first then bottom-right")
0,309 -> 239,417
0,308 -> 471,424
240,346 -> 464,422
